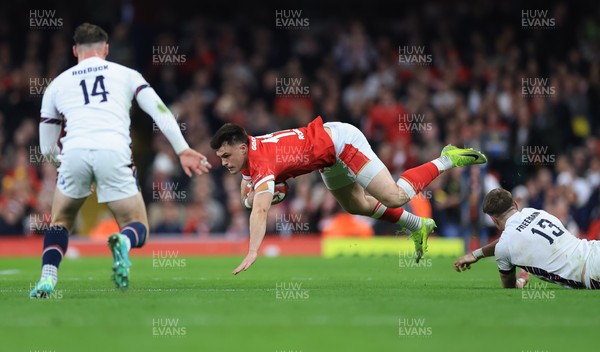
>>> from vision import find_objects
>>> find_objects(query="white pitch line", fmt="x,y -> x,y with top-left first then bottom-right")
0,269 -> 20,275
0,287 -> 291,293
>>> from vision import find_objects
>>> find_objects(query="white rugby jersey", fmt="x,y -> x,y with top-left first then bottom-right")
40,57 -> 148,153
495,208 -> 593,289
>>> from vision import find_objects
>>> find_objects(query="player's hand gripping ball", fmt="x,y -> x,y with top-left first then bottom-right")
245,181 -> 289,205
272,181 -> 289,204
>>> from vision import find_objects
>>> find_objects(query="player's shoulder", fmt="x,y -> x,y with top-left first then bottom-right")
43,68 -> 72,95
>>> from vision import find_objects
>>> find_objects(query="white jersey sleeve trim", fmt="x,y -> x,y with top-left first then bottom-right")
254,175 -> 275,193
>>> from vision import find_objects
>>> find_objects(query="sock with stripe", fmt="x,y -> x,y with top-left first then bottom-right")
371,202 -> 422,231
41,225 -> 69,286
121,222 -> 147,250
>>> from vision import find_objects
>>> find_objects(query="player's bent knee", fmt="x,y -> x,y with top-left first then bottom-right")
378,195 -> 407,209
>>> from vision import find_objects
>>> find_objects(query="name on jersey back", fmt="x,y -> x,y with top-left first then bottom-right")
72,65 -> 109,76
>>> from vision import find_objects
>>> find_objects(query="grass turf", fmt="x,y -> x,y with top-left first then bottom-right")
0,255 -> 596,352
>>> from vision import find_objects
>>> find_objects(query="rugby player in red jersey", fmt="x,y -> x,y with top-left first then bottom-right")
210,116 -> 487,275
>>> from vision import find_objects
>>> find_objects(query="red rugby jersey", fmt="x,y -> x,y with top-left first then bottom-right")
241,116 -> 336,188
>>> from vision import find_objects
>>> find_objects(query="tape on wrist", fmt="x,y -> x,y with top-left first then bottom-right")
472,248 -> 484,259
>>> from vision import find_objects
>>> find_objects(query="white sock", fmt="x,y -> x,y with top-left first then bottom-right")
432,156 -> 453,172
399,211 -> 422,232
397,179 -> 416,199
123,235 -> 131,252
41,264 -> 58,286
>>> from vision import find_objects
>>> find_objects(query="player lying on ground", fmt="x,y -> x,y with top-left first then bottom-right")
30,23 -> 211,298
454,188 -> 600,289
210,116 -> 487,275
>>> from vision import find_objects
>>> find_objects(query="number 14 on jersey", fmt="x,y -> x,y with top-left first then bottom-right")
79,75 -> 109,104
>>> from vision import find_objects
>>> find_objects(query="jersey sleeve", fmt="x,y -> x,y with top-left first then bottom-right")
494,240 -> 514,273
129,69 -> 151,97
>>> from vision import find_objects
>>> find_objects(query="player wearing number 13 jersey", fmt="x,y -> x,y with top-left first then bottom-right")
30,23 -> 211,298
454,188 -> 600,289
210,116 -> 488,275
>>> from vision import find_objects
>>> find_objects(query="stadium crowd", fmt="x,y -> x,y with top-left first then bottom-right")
1,0 -> 599,242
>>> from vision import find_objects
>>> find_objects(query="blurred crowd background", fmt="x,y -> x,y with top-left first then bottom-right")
1,0 -> 600,245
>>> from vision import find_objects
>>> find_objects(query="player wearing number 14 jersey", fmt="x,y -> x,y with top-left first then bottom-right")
210,116 -> 488,275
29,23 -> 211,298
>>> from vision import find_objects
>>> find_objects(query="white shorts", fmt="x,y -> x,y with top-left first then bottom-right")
57,149 -> 140,203
320,122 -> 385,190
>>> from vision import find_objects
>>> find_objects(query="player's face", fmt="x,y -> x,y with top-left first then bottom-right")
216,143 -> 248,174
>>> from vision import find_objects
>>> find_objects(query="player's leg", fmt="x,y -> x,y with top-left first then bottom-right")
324,122 -> 481,260
106,192 -> 149,248
31,150 -> 92,298
322,159 -> 434,259
327,171 -> 423,229
328,181 -> 376,216
94,149 -> 148,288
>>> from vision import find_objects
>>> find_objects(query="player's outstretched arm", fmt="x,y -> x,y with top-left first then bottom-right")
136,87 -> 211,175
453,239 -> 499,272
232,182 -> 273,275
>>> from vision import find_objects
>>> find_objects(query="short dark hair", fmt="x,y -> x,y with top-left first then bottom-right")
73,23 -> 108,45
483,188 -> 515,217
210,123 -> 248,150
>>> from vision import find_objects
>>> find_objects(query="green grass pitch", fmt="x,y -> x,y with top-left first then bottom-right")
0,255 -> 596,352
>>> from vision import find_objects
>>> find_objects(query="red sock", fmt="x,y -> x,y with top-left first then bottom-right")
399,162 -> 439,194
372,202 -> 404,223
